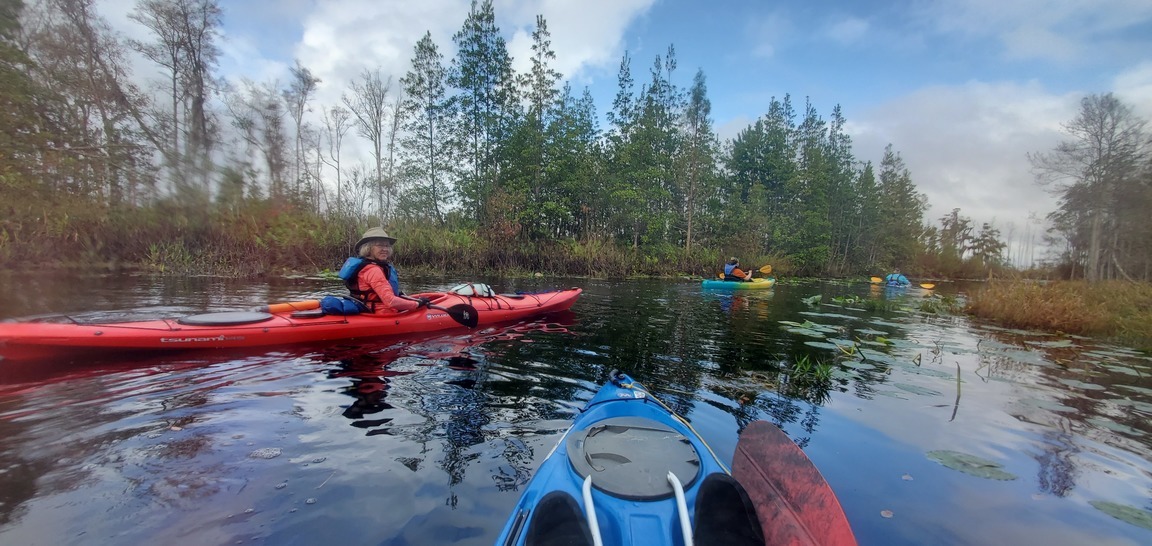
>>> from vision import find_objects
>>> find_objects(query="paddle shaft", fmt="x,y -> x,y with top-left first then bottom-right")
398,294 -> 478,328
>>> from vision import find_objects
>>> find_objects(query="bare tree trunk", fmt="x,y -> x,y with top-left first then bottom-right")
344,69 -> 391,222
1087,209 -> 1102,282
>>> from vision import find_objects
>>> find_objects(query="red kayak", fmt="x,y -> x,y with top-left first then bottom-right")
0,288 -> 581,362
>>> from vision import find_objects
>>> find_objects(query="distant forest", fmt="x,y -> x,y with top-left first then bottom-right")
1,0 -> 1149,280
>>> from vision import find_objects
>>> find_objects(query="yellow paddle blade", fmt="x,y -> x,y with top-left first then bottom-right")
759,265 -> 772,274
870,277 -> 883,284
920,283 -> 936,290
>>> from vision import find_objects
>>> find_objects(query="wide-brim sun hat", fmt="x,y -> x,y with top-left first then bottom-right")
355,227 -> 397,252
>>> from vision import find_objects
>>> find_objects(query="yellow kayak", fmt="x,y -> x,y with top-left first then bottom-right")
701,278 -> 776,290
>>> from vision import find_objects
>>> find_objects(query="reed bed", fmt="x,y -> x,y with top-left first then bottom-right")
966,280 -> 1152,351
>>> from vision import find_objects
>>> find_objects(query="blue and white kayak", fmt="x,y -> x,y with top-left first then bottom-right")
495,372 -> 765,546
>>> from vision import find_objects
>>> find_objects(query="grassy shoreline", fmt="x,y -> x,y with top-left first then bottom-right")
966,280 -> 1152,352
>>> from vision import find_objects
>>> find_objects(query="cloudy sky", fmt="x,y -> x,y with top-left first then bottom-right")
99,0 -> 1152,263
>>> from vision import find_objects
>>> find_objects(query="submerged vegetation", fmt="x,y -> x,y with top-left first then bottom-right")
967,281 -> 1152,351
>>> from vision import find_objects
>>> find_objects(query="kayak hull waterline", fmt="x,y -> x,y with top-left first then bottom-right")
701,278 -> 776,290
0,288 -> 581,362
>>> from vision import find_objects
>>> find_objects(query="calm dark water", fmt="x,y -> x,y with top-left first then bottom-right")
1,272 -> 1151,545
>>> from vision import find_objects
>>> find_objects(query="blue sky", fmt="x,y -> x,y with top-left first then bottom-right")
100,0 -> 1152,263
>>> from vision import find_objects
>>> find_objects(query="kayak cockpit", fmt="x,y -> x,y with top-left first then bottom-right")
566,416 -> 702,500
176,311 -> 274,326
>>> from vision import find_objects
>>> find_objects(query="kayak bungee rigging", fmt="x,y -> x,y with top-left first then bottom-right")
0,287 -> 581,362
496,371 -> 857,546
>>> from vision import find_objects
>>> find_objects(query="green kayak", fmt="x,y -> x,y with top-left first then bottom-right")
701,278 -> 776,290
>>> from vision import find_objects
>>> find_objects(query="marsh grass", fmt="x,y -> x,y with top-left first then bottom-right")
0,202 -> 793,280
967,281 -> 1152,351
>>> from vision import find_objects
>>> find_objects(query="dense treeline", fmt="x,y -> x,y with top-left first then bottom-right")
1,0 -> 1149,281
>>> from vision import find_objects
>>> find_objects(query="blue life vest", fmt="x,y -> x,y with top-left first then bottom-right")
337,257 -> 402,311
723,263 -> 743,281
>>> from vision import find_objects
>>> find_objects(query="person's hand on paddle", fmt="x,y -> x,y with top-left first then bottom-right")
416,297 -> 431,307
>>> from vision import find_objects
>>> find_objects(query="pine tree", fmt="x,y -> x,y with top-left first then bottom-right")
875,144 -> 927,268
448,0 -> 516,224
680,69 -> 717,253
400,31 -> 454,224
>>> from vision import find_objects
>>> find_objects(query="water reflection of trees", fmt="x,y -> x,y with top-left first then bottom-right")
975,327 -> 1152,499
322,318 -> 582,506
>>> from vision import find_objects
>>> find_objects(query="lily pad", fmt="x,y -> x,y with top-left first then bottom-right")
1089,500 -> 1152,531
871,389 -> 909,400
857,348 -> 900,365
804,341 -> 841,350
830,368 -> 859,381
1086,418 -> 1143,435
900,366 -> 956,379
1099,364 -> 1143,376
1110,398 -> 1152,414
926,450 -> 1017,480
786,327 -> 828,339
1117,384 -> 1152,396
1015,398 -> 1077,413
893,383 -> 941,397
870,320 -> 904,328
886,339 -> 931,350
798,320 -> 844,333
1056,378 -> 1106,390
1086,346 -> 1148,357
800,311 -> 859,320
1025,338 -> 1076,348
841,360 -> 877,371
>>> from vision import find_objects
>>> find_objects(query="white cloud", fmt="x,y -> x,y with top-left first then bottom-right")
746,11 -> 792,59
1000,25 -> 1078,63
913,0 -> 1152,63
502,0 -> 656,85
823,17 -> 869,46
848,80 -> 1074,237
286,0 -> 656,118
294,0 -> 465,109
1114,62 -> 1152,119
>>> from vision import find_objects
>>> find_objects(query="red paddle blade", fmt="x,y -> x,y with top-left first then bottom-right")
731,421 -> 858,546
